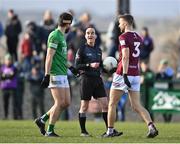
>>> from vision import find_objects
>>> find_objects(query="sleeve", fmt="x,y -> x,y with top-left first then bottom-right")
119,35 -> 128,49
75,47 -> 89,70
47,34 -> 58,50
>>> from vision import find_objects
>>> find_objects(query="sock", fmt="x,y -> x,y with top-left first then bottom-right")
102,112 -> 108,129
47,124 -> 54,133
79,113 -> 87,133
41,113 -> 49,123
148,122 -> 155,130
107,127 -> 114,135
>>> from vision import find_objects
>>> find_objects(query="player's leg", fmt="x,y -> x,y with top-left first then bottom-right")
104,89 -> 123,137
79,100 -> 90,136
62,87 -> 71,109
128,91 -> 158,138
59,87 -> 71,120
45,87 -> 66,136
34,87 -> 65,136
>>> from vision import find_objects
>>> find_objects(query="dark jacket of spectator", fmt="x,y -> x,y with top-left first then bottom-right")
5,15 -> 22,39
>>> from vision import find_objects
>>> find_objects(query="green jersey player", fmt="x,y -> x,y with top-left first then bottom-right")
35,12 -> 73,137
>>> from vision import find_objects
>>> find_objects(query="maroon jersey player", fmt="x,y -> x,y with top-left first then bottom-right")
103,14 -> 158,138
116,31 -> 142,76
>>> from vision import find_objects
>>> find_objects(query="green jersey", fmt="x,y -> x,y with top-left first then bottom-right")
47,28 -> 68,75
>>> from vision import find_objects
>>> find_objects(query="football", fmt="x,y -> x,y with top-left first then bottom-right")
103,56 -> 117,72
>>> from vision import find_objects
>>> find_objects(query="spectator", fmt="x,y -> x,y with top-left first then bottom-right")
140,60 -> 155,120
107,19 -> 121,57
16,61 -> 26,120
5,9 -> 22,61
20,32 -> 33,74
40,10 -> 56,60
156,59 -> 174,80
156,59 -> 174,122
27,66 -> 44,119
140,27 -> 154,63
0,54 -> 18,119
25,21 -> 44,55
68,9 -> 78,27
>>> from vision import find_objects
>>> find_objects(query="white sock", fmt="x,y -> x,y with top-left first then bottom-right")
148,124 -> 154,131
107,127 -> 114,135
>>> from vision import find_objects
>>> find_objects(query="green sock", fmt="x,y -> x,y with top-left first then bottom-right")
47,124 -> 54,133
41,113 -> 49,123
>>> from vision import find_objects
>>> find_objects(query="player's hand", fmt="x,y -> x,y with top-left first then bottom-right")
69,66 -> 80,77
123,74 -> 131,88
41,74 -> 50,88
90,62 -> 100,68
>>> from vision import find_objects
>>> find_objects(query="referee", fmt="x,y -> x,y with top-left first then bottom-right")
75,27 -> 108,137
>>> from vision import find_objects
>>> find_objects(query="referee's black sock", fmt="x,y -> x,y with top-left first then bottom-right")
102,112 -> 108,129
79,113 -> 87,133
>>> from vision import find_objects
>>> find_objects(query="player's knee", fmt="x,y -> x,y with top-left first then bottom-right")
59,102 -> 69,110
63,101 -> 70,108
108,100 -> 116,108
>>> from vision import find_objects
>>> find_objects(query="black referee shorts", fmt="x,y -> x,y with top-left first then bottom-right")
80,75 -> 107,100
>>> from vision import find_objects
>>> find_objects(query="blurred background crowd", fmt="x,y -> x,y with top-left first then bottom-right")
0,0 -> 180,123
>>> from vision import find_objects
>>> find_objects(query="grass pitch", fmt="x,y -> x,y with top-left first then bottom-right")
0,120 -> 179,143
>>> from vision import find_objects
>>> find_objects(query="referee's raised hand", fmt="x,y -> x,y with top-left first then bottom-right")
41,74 -> 50,88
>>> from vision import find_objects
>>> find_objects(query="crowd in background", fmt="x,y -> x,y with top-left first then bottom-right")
0,9 -> 177,122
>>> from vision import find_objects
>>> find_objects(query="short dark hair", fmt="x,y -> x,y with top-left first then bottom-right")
119,14 -> 134,26
58,12 -> 73,27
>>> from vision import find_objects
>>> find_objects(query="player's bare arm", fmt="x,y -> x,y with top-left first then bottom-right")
45,48 -> 55,75
122,48 -> 129,74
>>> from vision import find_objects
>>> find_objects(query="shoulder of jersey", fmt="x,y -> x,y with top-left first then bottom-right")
49,29 -> 60,38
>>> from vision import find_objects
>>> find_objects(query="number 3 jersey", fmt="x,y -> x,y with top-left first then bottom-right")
116,31 -> 142,76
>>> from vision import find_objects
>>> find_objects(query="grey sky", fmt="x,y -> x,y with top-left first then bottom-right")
0,0 -> 180,18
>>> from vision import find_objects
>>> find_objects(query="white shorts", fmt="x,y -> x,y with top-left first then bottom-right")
111,73 -> 140,92
48,75 -> 69,88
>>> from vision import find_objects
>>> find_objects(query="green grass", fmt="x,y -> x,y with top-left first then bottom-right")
0,120 -> 179,143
